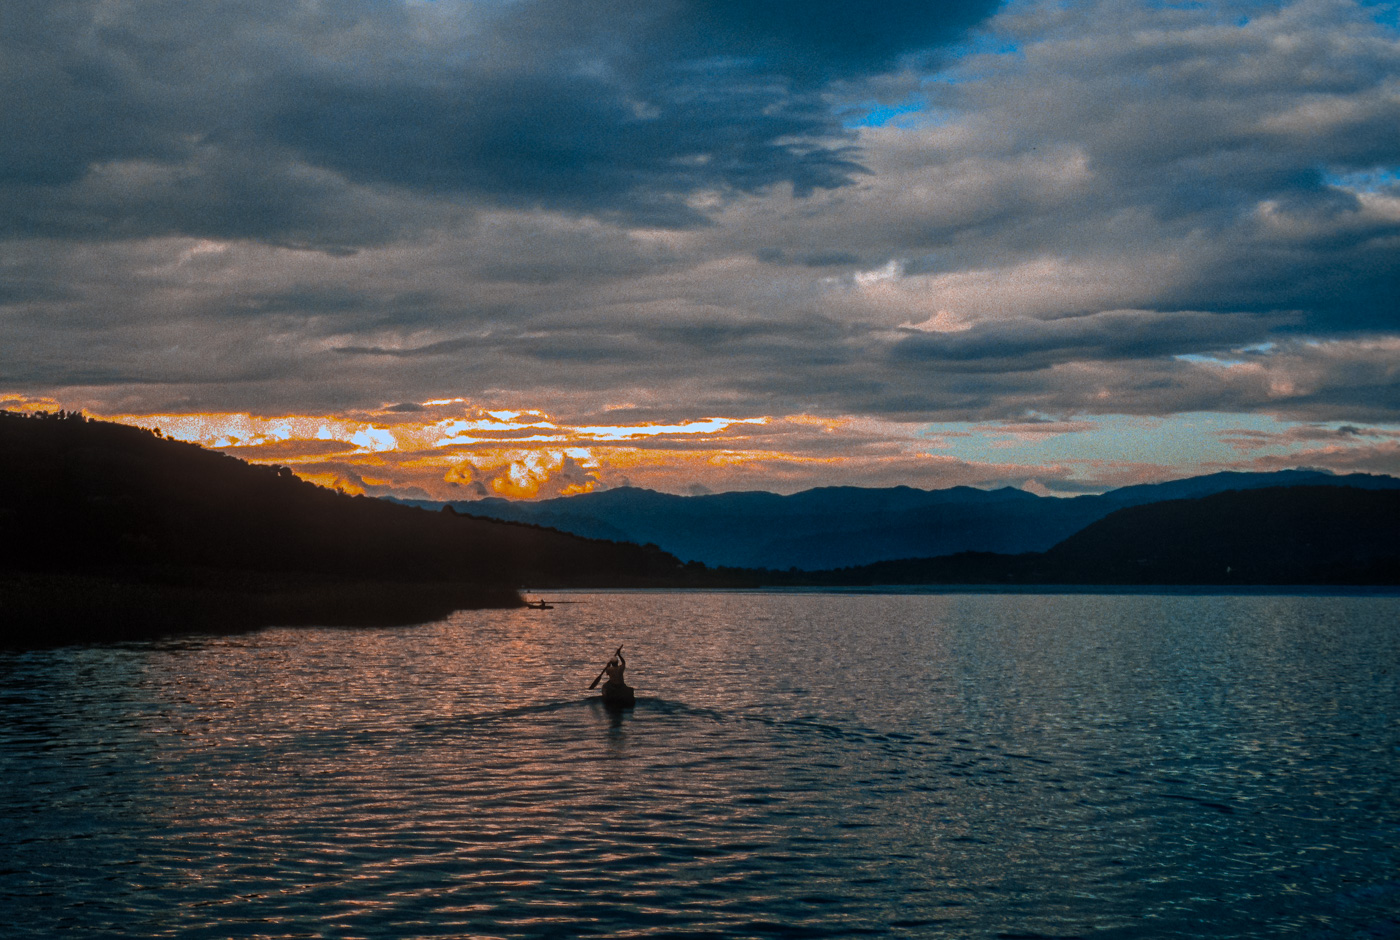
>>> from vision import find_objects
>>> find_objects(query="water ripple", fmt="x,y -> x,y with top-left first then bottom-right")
1,592 -> 1397,938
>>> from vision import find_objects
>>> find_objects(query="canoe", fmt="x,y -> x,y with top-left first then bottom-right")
600,681 -> 635,708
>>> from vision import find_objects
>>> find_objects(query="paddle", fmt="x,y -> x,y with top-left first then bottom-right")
588,645 -> 623,690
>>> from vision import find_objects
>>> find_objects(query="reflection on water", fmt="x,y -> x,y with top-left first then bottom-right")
1,591 -> 1397,938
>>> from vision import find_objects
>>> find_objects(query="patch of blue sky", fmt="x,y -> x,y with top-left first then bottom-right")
845,99 -> 927,129
1360,0 -> 1398,29
1324,167 -> 1400,192
923,412 -> 1306,475
1175,352 -> 1248,367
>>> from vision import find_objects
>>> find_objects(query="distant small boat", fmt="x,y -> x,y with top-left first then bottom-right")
600,681 -> 635,708
525,600 -> 553,610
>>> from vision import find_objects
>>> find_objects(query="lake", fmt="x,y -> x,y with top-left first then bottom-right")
2,590 -> 1397,938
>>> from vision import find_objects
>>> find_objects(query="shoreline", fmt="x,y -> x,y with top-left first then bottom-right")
0,571 -> 522,648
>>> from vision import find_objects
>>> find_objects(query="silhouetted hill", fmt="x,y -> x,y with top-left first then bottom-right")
396,470 -> 1400,569
0,411 -> 739,643
1095,469 -> 1400,506
789,486 -> 1400,586
1040,485 -> 1400,584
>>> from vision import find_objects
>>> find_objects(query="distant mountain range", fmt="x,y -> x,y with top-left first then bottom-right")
392,469 -> 1400,570
4,411 -> 1396,645
790,486 -> 1400,586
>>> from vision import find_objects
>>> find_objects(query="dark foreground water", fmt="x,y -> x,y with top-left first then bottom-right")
2,591 -> 1398,939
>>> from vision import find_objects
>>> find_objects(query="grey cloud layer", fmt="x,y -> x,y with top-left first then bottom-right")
3,0 -> 995,238
2,0 -> 1398,431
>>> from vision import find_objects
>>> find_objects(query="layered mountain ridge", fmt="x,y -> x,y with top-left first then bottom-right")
396,469 -> 1400,570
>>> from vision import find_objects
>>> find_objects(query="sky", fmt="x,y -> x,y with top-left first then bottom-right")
3,0 -> 1398,499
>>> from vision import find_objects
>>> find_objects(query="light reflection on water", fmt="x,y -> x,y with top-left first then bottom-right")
1,591 -> 1398,938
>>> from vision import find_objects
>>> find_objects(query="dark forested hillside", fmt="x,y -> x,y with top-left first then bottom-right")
1038,485 -> 1400,584
786,486 -> 1400,586
0,411 -> 728,643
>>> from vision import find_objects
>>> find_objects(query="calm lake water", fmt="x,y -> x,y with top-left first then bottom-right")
2,590 -> 1397,939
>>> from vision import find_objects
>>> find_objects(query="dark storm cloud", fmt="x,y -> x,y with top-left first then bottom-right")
231,287 -> 439,318
0,151 -> 422,249
1118,183 -> 1400,331
669,0 -> 999,80
1,0 -> 1000,241
334,337 -> 484,358
890,310 -> 1287,372
0,4 -> 177,188
264,70 -> 861,227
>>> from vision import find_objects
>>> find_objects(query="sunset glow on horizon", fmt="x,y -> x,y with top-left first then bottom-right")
3,0 -> 1397,498
5,392 -> 1396,500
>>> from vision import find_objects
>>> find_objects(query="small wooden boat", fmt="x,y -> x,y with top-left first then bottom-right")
600,680 -> 635,708
525,600 -> 553,610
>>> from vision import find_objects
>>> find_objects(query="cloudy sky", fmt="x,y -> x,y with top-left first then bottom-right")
3,0 -> 1398,498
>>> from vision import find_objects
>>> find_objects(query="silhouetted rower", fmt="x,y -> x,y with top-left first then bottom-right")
598,649 -> 635,708
602,650 -> 625,686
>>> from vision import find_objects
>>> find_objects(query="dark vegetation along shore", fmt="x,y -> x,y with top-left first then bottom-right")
769,485 -> 1400,588
0,411 -> 740,646
3,410 -> 1396,646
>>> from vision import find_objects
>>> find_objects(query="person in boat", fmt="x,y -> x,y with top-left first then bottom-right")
602,650 -> 626,688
